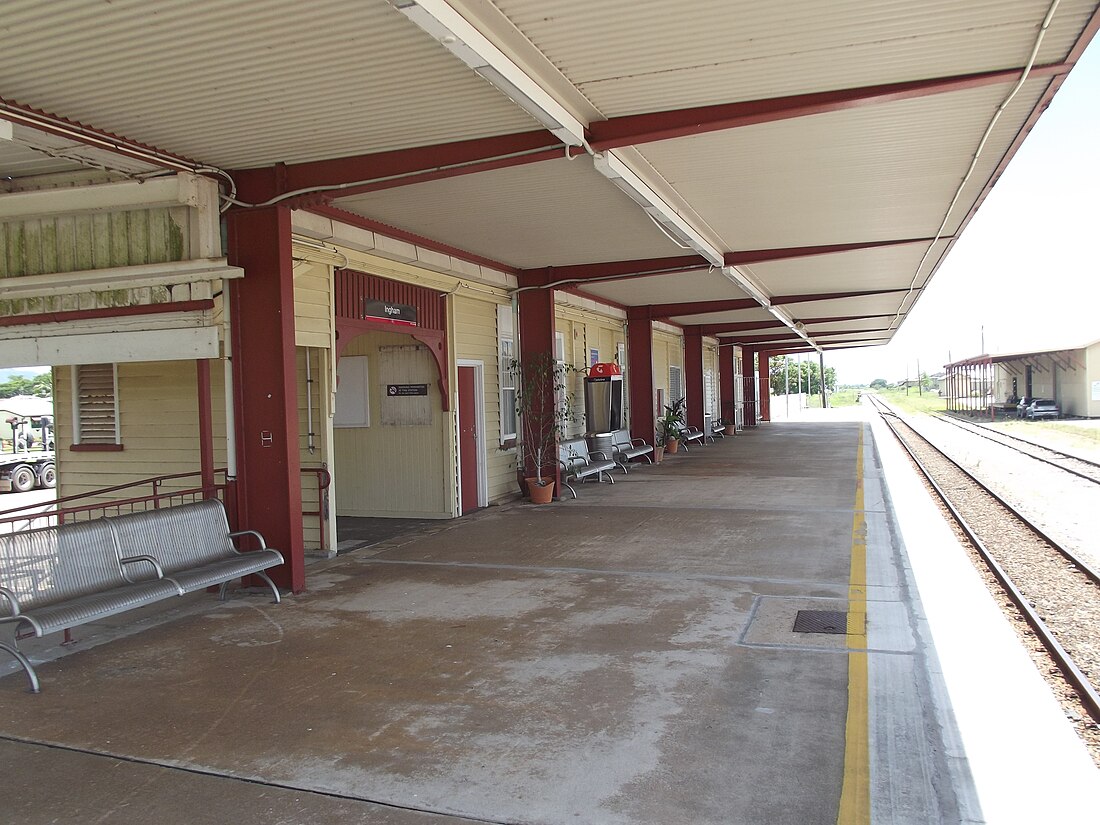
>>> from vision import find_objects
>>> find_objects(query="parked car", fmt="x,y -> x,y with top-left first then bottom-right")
1015,397 -> 1035,419
1025,399 -> 1059,420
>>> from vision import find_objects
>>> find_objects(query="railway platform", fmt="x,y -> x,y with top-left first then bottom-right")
0,406 -> 1096,824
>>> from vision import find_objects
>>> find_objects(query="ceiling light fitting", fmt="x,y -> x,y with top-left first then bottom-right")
393,0 -> 585,147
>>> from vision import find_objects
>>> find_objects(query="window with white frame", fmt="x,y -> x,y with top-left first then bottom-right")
72,363 -> 121,447
704,369 -> 716,419
498,305 -> 516,441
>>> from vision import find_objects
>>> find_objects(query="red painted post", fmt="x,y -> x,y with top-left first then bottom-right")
627,308 -> 655,444
227,206 -> 305,593
757,350 -> 772,421
719,344 -> 736,425
196,359 -> 215,499
516,274 -> 561,495
684,327 -> 705,430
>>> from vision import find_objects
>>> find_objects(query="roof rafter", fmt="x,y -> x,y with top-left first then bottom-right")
588,63 -> 1068,150
726,237 -> 940,266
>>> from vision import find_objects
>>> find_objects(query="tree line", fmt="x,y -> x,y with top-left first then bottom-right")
0,373 -> 52,399
768,357 -> 836,396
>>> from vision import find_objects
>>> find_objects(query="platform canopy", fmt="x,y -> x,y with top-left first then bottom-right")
1,0 -> 1096,352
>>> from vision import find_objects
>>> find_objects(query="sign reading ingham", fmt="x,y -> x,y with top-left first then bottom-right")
362,299 -> 417,327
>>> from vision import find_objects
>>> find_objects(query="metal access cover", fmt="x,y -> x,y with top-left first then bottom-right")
793,610 -> 848,635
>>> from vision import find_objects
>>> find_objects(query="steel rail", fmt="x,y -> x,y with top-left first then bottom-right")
868,396 -> 1100,721
933,412 -> 1100,484
871,397 -> 1100,585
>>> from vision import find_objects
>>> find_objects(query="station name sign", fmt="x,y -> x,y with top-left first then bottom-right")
362,299 -> 417,327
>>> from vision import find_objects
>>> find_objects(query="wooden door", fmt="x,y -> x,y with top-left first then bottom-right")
457,366 -> 480,514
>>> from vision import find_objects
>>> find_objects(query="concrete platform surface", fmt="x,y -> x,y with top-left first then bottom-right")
0,415 -> 1093,824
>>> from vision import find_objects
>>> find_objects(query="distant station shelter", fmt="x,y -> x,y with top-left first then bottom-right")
945,340 -> 1100,418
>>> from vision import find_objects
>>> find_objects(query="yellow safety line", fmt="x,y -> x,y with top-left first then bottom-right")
837,426 -> 870,824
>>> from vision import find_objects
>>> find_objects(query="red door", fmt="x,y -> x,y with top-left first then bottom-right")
458,366 -> 480,514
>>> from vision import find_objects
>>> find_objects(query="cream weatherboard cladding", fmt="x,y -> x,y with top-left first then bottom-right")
54,359 -> 228,503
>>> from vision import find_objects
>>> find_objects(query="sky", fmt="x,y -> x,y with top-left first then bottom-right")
825,37 -> 1100,385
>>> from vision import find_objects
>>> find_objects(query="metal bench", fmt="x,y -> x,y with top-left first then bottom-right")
678,426 -> 706,450
0,518 -> 182,692
709,419 -> 726,442
0,500 -> 283,693
610,429 -> 654,472
109,499 -> 283,603
558,439 -> 617,499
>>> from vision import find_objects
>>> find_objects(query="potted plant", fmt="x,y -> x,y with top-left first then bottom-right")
720,417 -> 737,436
512,351 -> 579,503
656,397 -> 686,455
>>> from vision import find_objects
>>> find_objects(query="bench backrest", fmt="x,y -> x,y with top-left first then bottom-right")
559,439 -> 590,464
0,519 -> 124,614
109,500 -> 235,577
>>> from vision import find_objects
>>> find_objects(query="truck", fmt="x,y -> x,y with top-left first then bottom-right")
0,450 -> 56,493
0,415 -> 56,493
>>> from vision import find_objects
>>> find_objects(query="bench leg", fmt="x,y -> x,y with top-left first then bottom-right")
563,480 -> 577,500
0,638 -> 40,693
254,570 -> 283,604
616,461 -> 630,474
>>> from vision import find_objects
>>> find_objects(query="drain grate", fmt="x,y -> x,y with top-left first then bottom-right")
793,610 -> 848,635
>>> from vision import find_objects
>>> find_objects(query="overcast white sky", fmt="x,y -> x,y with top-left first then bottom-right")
826,37 -> 1100,385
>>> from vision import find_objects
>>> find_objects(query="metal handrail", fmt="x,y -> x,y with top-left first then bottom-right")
300,465 -> 331,554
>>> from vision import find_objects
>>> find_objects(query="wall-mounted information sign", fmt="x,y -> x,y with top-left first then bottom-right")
387,384 -> 428,397
363,299 -> 417,327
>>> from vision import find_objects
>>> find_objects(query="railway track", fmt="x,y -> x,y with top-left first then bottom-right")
932,412 -> 1100,485
867,395 -> 1100,725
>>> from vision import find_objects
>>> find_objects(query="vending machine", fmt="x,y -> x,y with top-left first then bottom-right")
584,362 -> 623,454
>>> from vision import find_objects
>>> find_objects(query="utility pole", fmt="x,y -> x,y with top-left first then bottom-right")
819,351 -> 827,409
917,358 -> 922,396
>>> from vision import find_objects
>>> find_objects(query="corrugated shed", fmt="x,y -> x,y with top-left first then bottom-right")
495,0 -> 1094,116
0,0 -> 538,168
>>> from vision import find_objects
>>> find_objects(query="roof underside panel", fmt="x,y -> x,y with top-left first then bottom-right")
334,156 -> 685,268
493,0 -> 1094,116
576,269 -> 755,306
638,81 -> 1049,251
0,0 -> 539,168
742,240 -> 953,296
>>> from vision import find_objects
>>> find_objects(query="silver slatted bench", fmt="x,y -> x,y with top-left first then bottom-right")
0,499 -> 282,693
558,439 -> 616,499
678,426 -> 707,450
109,500 -> 283,603
610,429 -> 654,472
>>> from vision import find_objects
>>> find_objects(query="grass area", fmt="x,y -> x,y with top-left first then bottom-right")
823,389 -> 861,408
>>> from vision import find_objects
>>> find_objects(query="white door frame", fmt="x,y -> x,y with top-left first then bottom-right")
456,360 -> 488,509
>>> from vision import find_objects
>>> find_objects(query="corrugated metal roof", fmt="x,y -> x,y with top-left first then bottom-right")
638,80 -> 1048,251
0,0 -> 537,168
577,268 -> 754,306
742,242 -> 949,296
334,155 -> 685,268
494,0 -> 1093,116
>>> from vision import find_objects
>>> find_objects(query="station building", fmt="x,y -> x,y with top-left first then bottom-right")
0,0 -> 1096,598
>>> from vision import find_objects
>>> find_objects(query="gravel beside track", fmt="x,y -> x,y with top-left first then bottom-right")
872,402 -> 1100,766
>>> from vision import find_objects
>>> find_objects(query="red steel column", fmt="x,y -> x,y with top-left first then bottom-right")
227,206 -> 305,593
627,307 -> 655,443
684,327 -> 705,430
196,359 -> 215,498
757,350 -> 772,421
719,344 -> 736,424
516,273 -> 561,493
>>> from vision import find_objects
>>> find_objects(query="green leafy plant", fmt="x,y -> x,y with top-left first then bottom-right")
511,352 -> 581,487
656,397 -> 686,447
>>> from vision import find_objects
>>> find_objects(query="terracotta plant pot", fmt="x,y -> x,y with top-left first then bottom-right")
723,425 -> 737,436
654,446 -> 665,464
665,438 -> 680,454
526,478 -> 555,504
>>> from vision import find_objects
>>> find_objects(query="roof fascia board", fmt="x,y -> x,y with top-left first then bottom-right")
588,64 -> 1069,151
